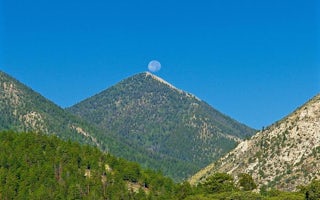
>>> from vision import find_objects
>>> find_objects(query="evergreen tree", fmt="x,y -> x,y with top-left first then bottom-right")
201,173 -> 236,193
238,173 -> 257,191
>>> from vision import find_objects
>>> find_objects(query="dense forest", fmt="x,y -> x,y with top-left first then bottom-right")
1,131 -> 319,199
0,131 -> 178,199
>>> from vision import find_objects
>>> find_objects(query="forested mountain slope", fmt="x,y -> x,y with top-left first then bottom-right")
68,72 -> 256,181
0,71 -> 168,176
0,71 -> 99,145
0,131 -> 177,199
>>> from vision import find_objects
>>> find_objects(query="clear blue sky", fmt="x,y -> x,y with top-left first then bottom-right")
1,0 -> 319,129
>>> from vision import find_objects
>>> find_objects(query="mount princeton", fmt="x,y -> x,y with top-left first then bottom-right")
0,71 -> 255,181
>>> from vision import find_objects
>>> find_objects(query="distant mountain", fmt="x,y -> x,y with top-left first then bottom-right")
67,72 -> 256,181
190,94 -> 320,191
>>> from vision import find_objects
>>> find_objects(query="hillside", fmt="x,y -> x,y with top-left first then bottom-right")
67,72 -> 256,181
0,71 -> 164,170
0,71 -> 102,145
0,131 -> 178,199
2,131 -> 315,200
190,94 -> 320,191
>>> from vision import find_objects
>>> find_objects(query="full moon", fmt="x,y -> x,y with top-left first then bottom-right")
148,60 -> 161,72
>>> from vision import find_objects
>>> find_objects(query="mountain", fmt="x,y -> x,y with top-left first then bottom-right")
189,94 -> 320,191
0,70 -> 104,146
67,72 -> 256,181
0,71 -> 151,164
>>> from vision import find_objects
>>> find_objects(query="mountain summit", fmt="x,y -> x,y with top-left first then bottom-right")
190,94 -> 320,191
68,72 -> 256,180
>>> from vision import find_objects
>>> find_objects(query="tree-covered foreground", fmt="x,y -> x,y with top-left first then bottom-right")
0,131 -> 319,199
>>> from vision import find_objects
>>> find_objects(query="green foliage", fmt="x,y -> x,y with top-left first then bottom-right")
0,131 -> 177,199
265,193 -> 304,200
200,173 -> 237,193
175,181 -> 194,199
300,180 -> 320,200
206,191 -> 264,200
0,134 -> 315,200
186,173 -> 310,200
238,173 -> 257,191
259,188 -> 304,200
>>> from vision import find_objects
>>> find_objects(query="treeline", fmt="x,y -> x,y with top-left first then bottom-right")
0,131 -> 319,199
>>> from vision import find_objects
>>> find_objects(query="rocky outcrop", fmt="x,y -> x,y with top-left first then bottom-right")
190,94 -> 320,191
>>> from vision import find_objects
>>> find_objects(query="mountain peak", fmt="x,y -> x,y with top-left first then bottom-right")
144,72 -> 176,89
140,72 -> 201,101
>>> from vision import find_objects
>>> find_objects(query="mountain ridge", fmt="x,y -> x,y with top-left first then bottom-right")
189,93 -> 320,191
144,72 -> 201,101
0,71 -> 181,175
0,71 -> 103,146
0,70 -> 256,181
